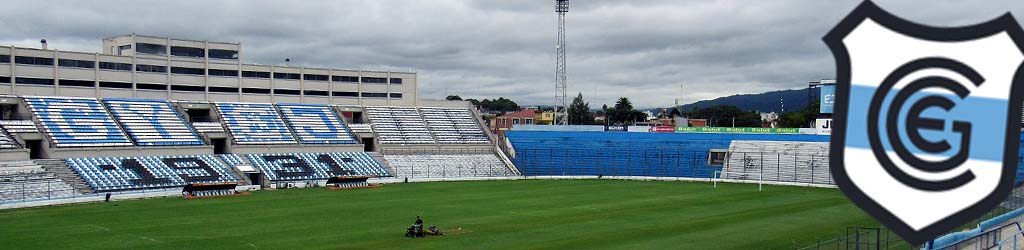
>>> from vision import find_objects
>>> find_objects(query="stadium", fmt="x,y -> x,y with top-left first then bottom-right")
2,5 -> 1024,250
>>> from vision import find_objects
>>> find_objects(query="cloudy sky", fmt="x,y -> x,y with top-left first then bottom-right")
1,0 -> 1020,108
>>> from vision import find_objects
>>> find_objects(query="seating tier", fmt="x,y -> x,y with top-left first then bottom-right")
66,155 -> 240,192
104,98 -> 204,146
215,103 -> 296,144
385,154 -> 513,178
246,152 -> 390,181
24,96 -> 133,147
277,104 -> 356,144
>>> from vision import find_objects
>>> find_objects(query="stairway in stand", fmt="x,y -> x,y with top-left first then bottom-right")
35,159 -> 94,194
365,152 -> 395,177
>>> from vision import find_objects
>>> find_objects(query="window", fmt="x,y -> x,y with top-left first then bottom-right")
241,71 -> 270,78
0,76 -> 9,83
526,119 -> 533,125
208,49 -> 238,60
390,78 -> 403,84
136,83 -> 167,90
303,74 -> 328,81
304,90 -> 329,96
362,77 -> 387,84
389,93 -> 403,98
513,118 -> 520,125
208,69 -> 238,77
15,77 -> 54,85
59,79 -> 95,87
170,46 -> 205,57
274,89 -> 300,95
117,45 -> 131,55
0,55 -> 10,63
499,118 -> 505,125
209,86 -> 238,93
136,64 -> 167,73
332,75 -> 358,82
171,66 -> 205,75
14,56 -> 53,66
708,149 -> 728,166
365,92 -> 390,98
136,43 -> 167,55
99,62 -> 132,71
273,73 -> 300,80
171,85 -> 205,92
58,59 -> 95,69
100,81 -> 133,89
242,88 -> 271,94
332,91 -> 358,97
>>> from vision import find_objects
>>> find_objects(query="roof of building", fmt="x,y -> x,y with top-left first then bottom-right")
499,110 -> 536,119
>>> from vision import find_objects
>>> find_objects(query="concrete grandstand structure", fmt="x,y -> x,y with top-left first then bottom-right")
0,34 -> 520,207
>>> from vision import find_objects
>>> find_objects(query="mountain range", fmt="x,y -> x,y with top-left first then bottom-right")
659,88 -> 814,114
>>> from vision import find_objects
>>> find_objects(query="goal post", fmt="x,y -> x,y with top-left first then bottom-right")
714,171 -> 763,191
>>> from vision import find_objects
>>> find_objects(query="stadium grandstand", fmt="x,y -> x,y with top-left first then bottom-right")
0,35 -> 516,206
4,34 -> 1024,249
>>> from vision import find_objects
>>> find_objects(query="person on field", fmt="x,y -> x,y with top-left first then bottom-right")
412,216 -> 424,237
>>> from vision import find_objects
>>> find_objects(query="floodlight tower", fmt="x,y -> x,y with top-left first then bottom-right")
554,0 -> 569,125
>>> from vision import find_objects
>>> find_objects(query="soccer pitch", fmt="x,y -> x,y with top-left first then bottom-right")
0,180 -> 891,249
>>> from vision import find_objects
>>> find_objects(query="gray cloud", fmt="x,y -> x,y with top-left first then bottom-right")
0,0 -> 1020,108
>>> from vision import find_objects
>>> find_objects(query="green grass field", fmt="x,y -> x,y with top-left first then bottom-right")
0,180 -> 893,249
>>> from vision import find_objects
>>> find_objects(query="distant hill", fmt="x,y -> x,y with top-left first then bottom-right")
664,88 -> 813,113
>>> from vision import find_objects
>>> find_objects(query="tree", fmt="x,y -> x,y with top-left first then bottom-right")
684,105 -> 761,127
606,97 -> 643,125
669,108 -> 682,118
779,101 -> 820,128
445,95 -> 463,101
568,93 -> 595,125
475,97 -> 520,113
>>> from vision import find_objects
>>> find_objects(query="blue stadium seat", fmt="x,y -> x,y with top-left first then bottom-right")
66,155 -> 240,192
215,102 -> 297,144
23,96 -> 133,147
276,104 -> 357,144
507,131 -> 830,178
218,154 -> 245,167
103,98 -> 204,146
246,152 -> 390,181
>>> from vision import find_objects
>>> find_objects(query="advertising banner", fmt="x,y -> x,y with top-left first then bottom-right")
674,127 -> 800,134
815,118 -> 831,135
650,126 -> 675,133
820,85 -> 835,114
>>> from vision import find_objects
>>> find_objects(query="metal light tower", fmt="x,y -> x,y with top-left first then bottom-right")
554,0 -> 569,125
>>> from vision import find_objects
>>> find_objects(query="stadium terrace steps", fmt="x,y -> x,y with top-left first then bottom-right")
215,154 -> 252,185
36,159 -> 93,194
384,153 -> 514,178
721,140 -> 832,185
214,103 -> 297,145
246,152 -> 390,181
66,155 -> 241,192
365,151 -> 395,175
0,126 -> 21,149
23,96 -> 133,147
365,106 -> 435,144
191,122 -> 226,133
419,107 -> 490,144
0,160 -> 77,202
103,98 -> 205,146
0,120 -> 39,133
276,104 -> 357,144
365,106 -> 491,145
347,124 -> 373,134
